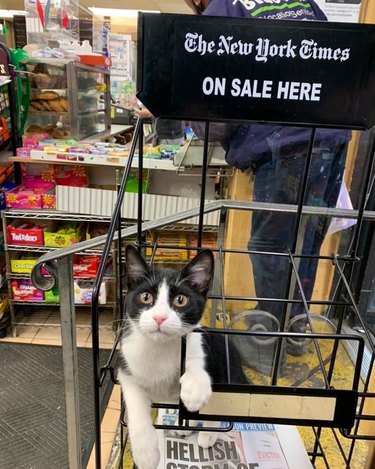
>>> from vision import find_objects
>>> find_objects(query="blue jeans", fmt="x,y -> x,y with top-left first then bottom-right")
247,144 -> 348,327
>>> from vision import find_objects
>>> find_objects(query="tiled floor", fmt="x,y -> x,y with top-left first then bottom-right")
1,309 -> 121,469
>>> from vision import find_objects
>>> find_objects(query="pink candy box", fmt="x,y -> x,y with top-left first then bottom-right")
11,280 -> 44,302
5,183 -> 55,209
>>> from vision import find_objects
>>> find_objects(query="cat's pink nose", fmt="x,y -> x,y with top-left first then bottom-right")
153,315 -> 167,327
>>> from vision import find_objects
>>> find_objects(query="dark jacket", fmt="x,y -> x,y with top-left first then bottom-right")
195,0 -> 351,170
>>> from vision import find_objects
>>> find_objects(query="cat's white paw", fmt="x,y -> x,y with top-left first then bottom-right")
198,431 -> 218,448
131,426 -> 160,469
180,369 -> 212,412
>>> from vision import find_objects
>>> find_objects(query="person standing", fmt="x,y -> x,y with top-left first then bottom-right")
184,0 -> 351,373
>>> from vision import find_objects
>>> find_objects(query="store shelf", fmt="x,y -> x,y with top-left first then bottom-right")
2,210 -> 114,223
10,155 -> 177,170
7,272 -> 114,281
10,300 -> 115,307
5,244 -> 105,255
29,111 -> 69,116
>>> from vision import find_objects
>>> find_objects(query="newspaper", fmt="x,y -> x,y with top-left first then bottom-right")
157,410 -> 290,469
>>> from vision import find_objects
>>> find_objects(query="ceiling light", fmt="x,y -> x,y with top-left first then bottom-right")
88,8 -> 160,18
0,10 -> 27,18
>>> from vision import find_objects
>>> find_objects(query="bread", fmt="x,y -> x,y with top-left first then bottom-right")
34,91 -> 60,100
59,97 -> 69,112
26,125 -> 43,133
48,99 -> 64,112
41,100 -> 53,111
30,100 -> 44,111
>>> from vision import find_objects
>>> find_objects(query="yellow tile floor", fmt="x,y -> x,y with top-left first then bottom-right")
1,309 -> 121,469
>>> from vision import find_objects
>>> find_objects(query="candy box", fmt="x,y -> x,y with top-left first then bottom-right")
11,257 -> 37,274
7,221 -> 49,246
5,183 -> 55,209
45,286 -> 60,303
73,255 -> 101,278
0,180 -> 17,210
10,255 -> 49,274
44,222 -> 85,248
11,280 -> 44,302
74,280 -> 107,305
21,163 -> 55,185
55,165 -> 88,187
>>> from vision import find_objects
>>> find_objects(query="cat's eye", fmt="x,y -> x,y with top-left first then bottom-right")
172,295 -> 189,308
139,292 -> 154,305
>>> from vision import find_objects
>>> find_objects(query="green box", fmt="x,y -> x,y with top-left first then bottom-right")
45,286 -> 59,303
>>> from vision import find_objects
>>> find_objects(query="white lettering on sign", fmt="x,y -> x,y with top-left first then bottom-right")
255,38 -> 297,62
202,76 -> 227,95
277,81 -> 322,101
231,78 -> 273,98
217,35 -> 254,56
299,39 -> 351,62
184,32 -> 215,55
183,32 -> 351,63
0,64 -> 6,74
202,77 -> 322,101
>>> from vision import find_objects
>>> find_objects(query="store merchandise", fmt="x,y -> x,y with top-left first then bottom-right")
11,280 -> 44,302
74,280 -> 108,305
7,221 -> 49,246
5,183 -> 55,209
44,222 -> 85,248
16,133 -> 182,166
73,255 -> 101,278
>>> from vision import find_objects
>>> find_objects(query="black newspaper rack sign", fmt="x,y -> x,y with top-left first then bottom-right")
136,13 -> 375,431
137,13 -> 375,129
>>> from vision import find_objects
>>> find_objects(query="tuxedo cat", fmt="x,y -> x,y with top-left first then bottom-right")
118,245 -> 248,469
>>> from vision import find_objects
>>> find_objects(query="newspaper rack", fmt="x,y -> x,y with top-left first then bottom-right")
29,13 -> 375,469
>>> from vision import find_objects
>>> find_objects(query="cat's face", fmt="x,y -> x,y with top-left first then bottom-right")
125,246 -> 214,342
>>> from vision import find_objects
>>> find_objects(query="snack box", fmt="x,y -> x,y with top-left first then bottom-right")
44,222 -> 85,248
146,234 -> 189,261
7,221 -> 48,246
45,286 -> 59,303
11,257 -> 37,274
74,280 -> 107,305
73,255 -> 101,278
11,280 -> 44,302
10,256 -> 49,275
55,165 -> 88,187
5,183 -> 55,209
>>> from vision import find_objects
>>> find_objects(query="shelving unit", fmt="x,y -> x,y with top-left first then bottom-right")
1,209 -> 118,337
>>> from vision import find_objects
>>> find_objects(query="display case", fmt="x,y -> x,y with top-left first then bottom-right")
22,58 -> 110,141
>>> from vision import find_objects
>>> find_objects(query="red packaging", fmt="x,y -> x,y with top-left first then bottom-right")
7,221 -> 47,246
55,165 -> 88,187
73,255 -> 101,278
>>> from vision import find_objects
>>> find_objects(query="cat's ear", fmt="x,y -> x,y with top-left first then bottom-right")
181,249 -> 214,294
125,245 -> 150,287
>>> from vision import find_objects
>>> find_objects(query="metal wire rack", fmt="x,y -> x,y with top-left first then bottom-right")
29,13 -> 375,469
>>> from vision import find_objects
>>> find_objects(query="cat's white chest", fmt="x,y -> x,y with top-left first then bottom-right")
121,332 -> 181,402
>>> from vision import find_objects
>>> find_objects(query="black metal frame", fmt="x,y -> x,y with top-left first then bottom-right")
86,115 -> 375,469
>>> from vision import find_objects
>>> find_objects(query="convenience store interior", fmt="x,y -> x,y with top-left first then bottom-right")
0,1 -> 375,469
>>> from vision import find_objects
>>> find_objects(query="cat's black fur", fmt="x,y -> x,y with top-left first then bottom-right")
122,245 -> 249,385
119,246 -> 249,469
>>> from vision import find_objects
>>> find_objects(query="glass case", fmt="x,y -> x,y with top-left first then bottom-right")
22,58 -> 110,141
